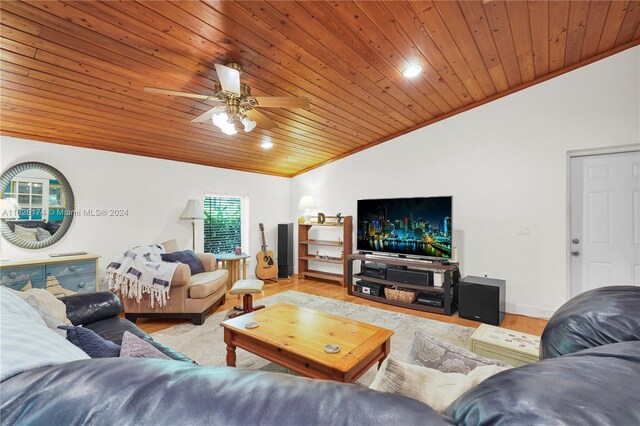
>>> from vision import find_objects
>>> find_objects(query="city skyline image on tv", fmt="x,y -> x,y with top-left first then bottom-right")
357,197 -> 452,258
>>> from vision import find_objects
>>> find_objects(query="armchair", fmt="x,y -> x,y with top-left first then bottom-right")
122,242 -> 228,325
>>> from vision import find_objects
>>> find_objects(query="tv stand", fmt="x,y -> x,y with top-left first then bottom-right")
347,253 -> 459,316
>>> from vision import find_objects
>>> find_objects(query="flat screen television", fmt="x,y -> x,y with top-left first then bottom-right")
357,196 -> 452,259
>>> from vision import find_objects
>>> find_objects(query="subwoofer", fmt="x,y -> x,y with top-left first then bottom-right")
459,276 -> 505,325
277,223 -> 293,279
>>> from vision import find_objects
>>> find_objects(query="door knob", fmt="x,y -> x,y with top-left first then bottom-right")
571,238 -> 580,244
571,250 -> 580,257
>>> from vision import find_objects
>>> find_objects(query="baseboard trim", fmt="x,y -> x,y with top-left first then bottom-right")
274,273 -> 298,282
505,302 -> 554,319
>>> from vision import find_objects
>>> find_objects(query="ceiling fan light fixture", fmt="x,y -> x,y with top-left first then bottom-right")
260,141 -> 274,149
212,112 -> 228,128
148,62 -> 307,135
221,123 -> 237,135
241,117 -> 257,132
402,65 -> 422,78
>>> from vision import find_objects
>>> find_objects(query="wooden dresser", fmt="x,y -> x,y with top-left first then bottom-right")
0,254 -> 100,294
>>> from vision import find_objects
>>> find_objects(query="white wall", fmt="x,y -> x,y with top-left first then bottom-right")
0,137 -> 291,281
291,47 -> 640,318
2,47 -> 638,317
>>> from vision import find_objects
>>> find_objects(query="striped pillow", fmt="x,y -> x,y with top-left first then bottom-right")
0,287 -> 89,381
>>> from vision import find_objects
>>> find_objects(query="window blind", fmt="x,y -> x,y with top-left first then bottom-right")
240,196 -> 249,255
203,195 -> 249,255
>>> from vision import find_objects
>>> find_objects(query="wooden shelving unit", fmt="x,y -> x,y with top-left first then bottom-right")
299,239 -> 344,247
347,253 -> 459,316
299,256 -> 343,264
298,216 -> 352,287
301,270 -> 344,283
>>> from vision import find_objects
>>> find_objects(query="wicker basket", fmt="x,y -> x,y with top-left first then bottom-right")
384,286 -> 416,303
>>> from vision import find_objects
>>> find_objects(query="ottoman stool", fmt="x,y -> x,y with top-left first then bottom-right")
229,279 -> 265,318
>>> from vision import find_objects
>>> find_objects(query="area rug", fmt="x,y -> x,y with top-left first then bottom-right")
151,290 -> 475,385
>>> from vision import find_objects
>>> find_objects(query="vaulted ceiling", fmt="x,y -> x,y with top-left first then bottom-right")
1,1 -> 639,177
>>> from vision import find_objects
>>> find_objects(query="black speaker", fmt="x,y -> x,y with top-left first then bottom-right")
459,276 -> 505,325
386,268 -> 432,287
277,223 -> 293,279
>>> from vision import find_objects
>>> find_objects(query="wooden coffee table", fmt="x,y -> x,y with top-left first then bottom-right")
221,303 -> 393,383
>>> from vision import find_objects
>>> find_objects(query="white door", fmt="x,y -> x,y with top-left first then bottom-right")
570,150 -> 640,297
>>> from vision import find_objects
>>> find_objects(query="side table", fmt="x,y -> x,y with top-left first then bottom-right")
216,253 -> 250,289
470,324 -> 540,367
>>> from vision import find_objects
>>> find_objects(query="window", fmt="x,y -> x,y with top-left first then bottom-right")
6,177 -> 48,220
203,195 -> 249,255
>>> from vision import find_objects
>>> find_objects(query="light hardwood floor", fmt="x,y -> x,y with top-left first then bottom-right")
136,276 -> 548,336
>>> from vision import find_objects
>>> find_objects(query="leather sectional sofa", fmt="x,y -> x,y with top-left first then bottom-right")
2,286 -> 639,425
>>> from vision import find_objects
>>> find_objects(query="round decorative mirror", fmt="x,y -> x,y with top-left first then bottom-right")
0,162 -> 75,249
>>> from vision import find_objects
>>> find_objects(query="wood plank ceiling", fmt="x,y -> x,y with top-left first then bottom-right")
1,1 -> 639,177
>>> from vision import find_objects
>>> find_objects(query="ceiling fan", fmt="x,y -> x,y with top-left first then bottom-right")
144,63 -> 309,135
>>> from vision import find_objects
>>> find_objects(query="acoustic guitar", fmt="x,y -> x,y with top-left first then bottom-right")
256,223 -> 278,281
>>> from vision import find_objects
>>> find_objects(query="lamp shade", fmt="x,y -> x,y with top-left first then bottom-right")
241,116 -> 257,132
0,198 -> 20,219
180,199 -> 205,220
298,195 -> 316,210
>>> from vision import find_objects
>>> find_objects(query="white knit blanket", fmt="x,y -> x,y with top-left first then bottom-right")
106,245 -> 178,308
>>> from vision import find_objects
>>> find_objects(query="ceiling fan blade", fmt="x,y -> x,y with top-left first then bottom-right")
249,96 -> 309,109
244,108 -> 278,130
144,87 -> 211,100
214,64 -> 241,95
191,106 -> 226,123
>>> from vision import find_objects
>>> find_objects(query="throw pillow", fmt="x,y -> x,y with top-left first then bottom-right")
161,250 -> 205,275
370,356 -> 508,413
0,287 -> 89,381
36,227 -> 52,241
14,225 -> 38,242
24,296 -> 67,337
160,239 -> 179,253
58,325 -> 121,358
9,288 -> 72,326
408,331 -> 511,374
46,221 -> 62,235
119,331 -> 171,360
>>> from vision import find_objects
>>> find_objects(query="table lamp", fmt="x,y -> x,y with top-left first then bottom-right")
298,195 -> 316,224
180,199 -> 205,251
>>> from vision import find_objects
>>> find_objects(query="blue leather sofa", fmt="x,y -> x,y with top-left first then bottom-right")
1,286 -> 639,425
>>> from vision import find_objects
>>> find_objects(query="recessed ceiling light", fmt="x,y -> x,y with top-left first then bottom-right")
402,65 -> 422,78
261,141 -> 274,149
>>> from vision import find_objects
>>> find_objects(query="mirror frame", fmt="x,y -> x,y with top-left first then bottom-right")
0,162 -> 75,249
